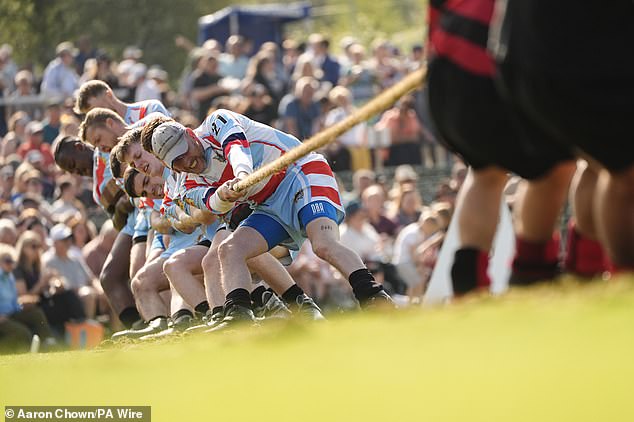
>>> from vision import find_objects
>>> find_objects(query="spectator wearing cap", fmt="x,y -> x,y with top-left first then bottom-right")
0,243 -> 55,353
42,223 -> 100,318
6,70 -> 41,121
16,121 -> 55,167
40,41 -> 80,100
14,230 -> 85,336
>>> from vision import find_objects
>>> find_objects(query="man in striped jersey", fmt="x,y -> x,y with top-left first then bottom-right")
143,109 -> 392,328
74,79 -> 169,125
115,127 -> 325,332
52,136 -> 142,329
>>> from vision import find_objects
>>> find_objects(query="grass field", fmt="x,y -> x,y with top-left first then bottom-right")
2,277 -> 634,422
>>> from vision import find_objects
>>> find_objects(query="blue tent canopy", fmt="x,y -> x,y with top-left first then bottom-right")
198,2 -> 311,52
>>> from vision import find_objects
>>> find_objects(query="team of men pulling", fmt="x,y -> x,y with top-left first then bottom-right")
53,80 -> 392,339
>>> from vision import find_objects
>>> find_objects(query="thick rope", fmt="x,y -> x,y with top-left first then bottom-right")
233,66 -> 427,192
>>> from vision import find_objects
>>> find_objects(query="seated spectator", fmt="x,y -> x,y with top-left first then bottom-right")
307,33 -> 341,88
50,176 -> 85,219
375,95 -> 429,166
14,230 -> 85,336
41,103 -> 62,144
390,184 -> 423,228
219,35 -> 249,80
239,84 -> 277,126
191,52 -> 229,121
0,243 -> 55,353
6,70 -> 41,121
0,165 -> 14,203
40,41 -> 79,100
243,52 -> 285,110
323,86 -> 369,172
339,43 -> 379,107
282,76 -> 321,140
362,184 -> 398,238
0,219 -> 17,245
41,224 -> 101,319
340,201 -> 383,265
2,111 -> 29,158
16,121 -> 55,167
82,220 -> 116,277
351,168 -> 376,202
393,212 -> 439,300
66,215 -> 95,262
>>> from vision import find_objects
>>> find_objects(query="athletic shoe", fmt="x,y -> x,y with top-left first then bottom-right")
509,262 -> 560,286
185,309 -> 225,334
205,305 -> 257,333
294,294 -> 326,320
360,289 -> 397,310
255,291 -> 292,319
111,317 -> 169,340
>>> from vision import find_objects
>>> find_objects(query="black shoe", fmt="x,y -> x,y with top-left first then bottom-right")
509,261 -> 560,286
111,317 -> 169,340
255,291 -> 292,320
205,305 -> 257,333
360,289 -> 396,310
294,294 -> 326,320
185,309 -> 225,334
172,313 -> 195,331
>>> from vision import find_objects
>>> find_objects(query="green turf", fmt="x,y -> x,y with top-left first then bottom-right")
2,277 -> 634,422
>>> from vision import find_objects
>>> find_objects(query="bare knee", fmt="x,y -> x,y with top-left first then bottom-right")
217,238 -> 241,263
312,240 -> 334,262
130,267 -> 156,295
163,256 -> 181,278
201,246 -> 219,271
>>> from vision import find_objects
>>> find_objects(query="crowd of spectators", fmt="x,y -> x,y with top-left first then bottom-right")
0,32 -> 461,349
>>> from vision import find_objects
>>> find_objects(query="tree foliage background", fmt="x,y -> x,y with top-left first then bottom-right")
0,0 -> 424,81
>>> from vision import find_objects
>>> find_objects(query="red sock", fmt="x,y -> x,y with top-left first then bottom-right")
563,220 -> 608,277
476,250 -> 491,289
514,233 -> 560,267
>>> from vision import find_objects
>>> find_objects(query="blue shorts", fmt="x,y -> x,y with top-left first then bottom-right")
241,200 -> 340,250
133,208 -> 151,240
151,233 -> 166,251
160,227 -> 203,259
240,156 -> 345,250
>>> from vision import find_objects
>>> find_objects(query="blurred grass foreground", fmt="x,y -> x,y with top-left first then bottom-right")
1,276 -> 634,422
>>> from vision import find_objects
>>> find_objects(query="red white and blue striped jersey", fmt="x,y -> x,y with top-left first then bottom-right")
194,109 -> 329,205
428,0 -> 495,76
92,149 -> 115,211
124,100 -> 170,125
